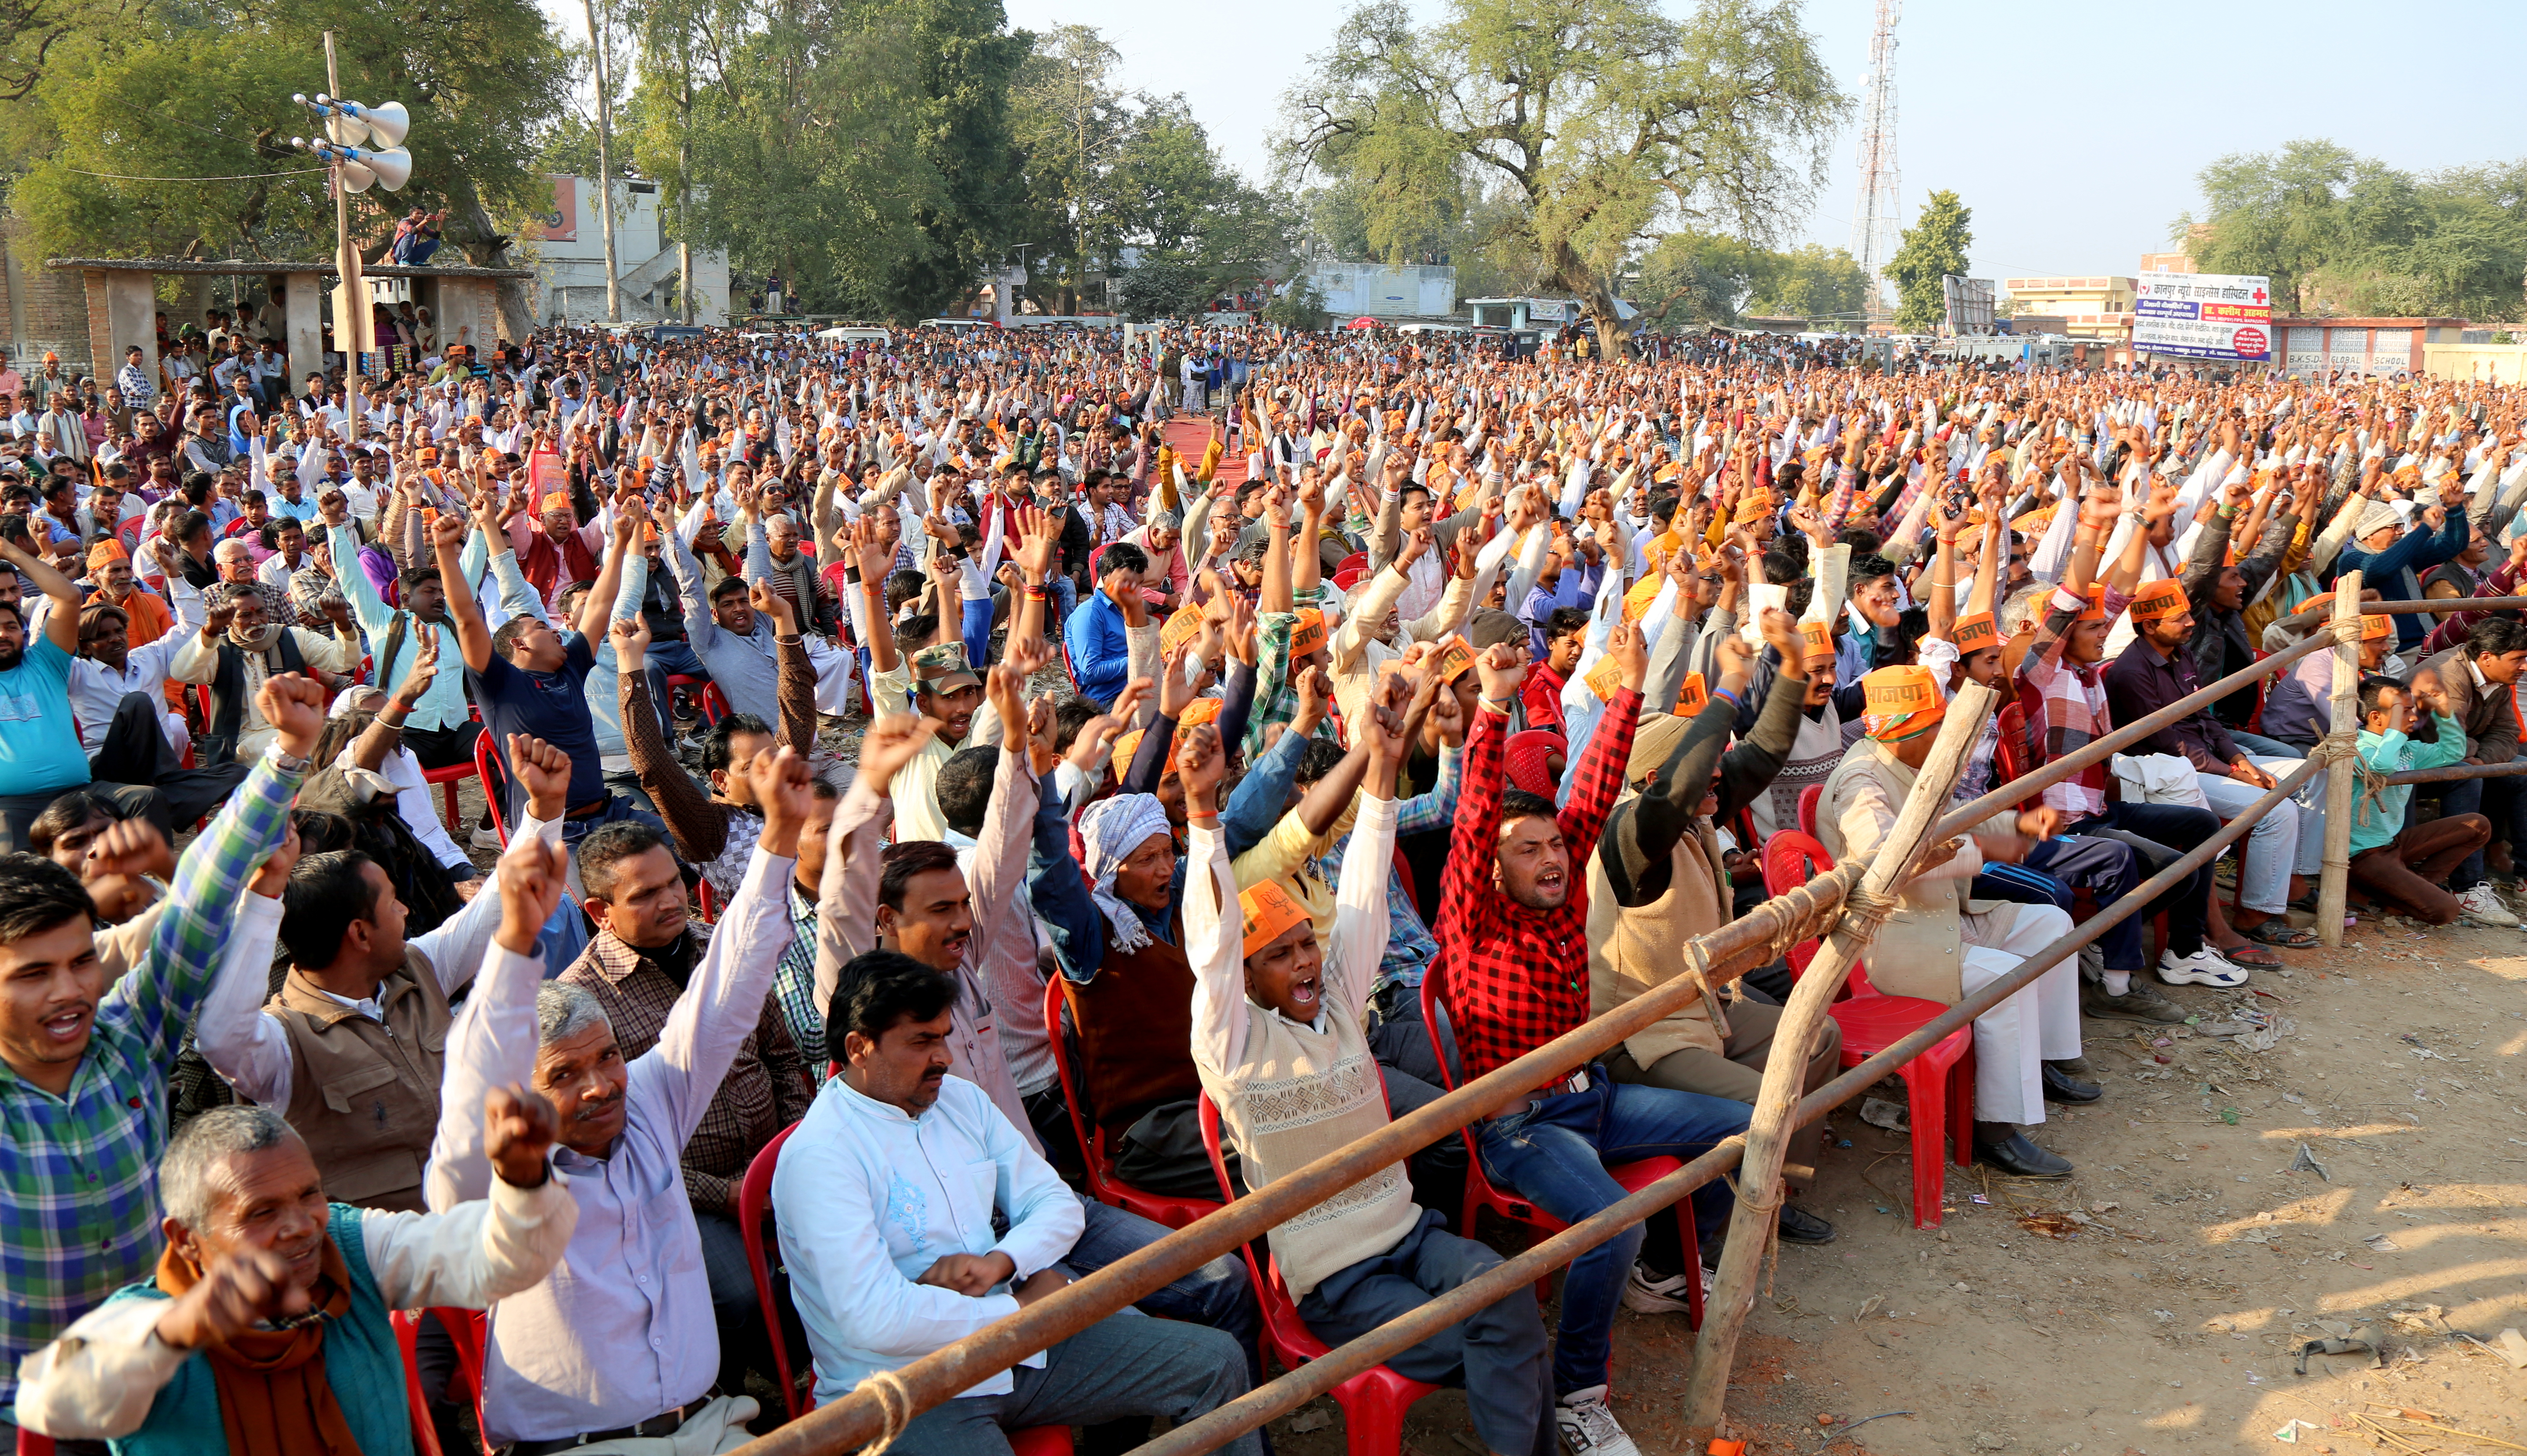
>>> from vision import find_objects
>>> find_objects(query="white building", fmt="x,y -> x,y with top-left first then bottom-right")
1310,261 -> 1457,319
531,175 -> 732,326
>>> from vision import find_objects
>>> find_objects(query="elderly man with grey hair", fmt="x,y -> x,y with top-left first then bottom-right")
426,739 -> 819,1455
14,1080 -> 579,1453
168,583 -> 360,763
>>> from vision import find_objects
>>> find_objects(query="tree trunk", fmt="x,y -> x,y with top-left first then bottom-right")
442,180 -> 534,341
583,0 -> 622,322
677,35 -> 694,324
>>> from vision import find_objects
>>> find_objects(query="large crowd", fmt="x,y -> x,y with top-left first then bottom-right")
2,312 -> 2523,1456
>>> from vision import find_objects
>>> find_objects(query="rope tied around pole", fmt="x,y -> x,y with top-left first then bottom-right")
849,1369 -> 919,1456
1832,880 -> 1904,943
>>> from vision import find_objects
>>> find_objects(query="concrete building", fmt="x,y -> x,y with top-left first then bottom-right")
531,174 -> 731,326
1314,261 -> 1457,319
2001,275 -> 2137,342
2274,318 -> 2468,379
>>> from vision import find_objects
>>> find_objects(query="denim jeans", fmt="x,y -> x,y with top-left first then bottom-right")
1474,1078 -> 1747,1395
2193,757 -> 2313,911
1045,573 -> 1079,637
2062,801 -> 2221,958
640,637 -> 711,741
1063,1195 -> 1259,1369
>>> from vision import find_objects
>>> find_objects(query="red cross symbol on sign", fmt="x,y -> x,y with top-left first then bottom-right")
2251,286 -> 2268,305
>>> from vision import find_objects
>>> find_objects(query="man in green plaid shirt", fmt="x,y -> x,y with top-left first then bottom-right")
0,673 -> 316,1433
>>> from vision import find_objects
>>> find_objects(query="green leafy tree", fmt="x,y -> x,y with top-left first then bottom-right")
1883,189 -> 1971,333
10,0 -> 568,297
2178,140 -> 2527,318
1264,273 -> 1330,329
1282,0 -> 1845,354
1005,23 -> 1130,313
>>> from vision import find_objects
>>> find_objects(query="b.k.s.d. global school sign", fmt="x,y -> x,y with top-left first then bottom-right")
2132,272 -> 2274,363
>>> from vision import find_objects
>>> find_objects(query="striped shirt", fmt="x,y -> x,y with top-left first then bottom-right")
2014,583 -> 2133,819
0,748 -> 297,1403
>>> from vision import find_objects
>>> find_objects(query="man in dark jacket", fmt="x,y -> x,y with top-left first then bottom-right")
2175,480 -> 2297,732
2406,616 -> 2527,923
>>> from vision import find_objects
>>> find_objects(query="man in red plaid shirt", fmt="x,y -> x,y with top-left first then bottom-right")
1431,623 -> 1751,1456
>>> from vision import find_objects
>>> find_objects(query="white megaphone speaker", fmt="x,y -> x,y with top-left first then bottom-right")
338,145 -> 412,192
337,99 -> 409,148
313,94 -> 369,148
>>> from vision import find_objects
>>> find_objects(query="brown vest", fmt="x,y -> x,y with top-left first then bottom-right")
269,950 -> 451,1212
1061,916 -> 1199,1138
1586,816 -> 1733,1070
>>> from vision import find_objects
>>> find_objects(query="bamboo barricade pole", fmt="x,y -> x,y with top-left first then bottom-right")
2377,760 -> 2527,785
1117,752 -> 2330,1456
2317,572 -> 2363,948
735,631 -> 2348,1456
1679,680 -> 1999,1446
728,854 -> 1878,1456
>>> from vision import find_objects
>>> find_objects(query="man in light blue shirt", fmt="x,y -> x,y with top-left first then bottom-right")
776,938 -> 1261,1456
322,490 -> 487,772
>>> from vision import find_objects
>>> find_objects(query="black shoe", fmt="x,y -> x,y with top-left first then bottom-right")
2041,1062 -> 2102,1104
1778,1204 -> 1836,1245
1973,1128 -> 2074,1179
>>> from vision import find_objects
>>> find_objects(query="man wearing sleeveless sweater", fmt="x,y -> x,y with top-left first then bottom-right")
1183,694 -> 1555,1456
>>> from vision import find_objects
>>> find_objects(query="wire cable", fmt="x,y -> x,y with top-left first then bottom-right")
60,166 -> 330,182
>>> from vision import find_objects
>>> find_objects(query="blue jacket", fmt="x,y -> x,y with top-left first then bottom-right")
1064,588 -> 1133,705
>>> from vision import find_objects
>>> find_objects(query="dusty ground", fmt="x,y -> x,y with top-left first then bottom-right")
1260,916 -> 2527,1456
443,691 -> 2527,1456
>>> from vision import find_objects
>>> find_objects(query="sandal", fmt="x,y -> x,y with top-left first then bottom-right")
2242,919 -> 2319,949
2216,941 -> 2284,968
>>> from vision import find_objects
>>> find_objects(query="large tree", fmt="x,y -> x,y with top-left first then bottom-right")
2178,140 -> 2527,319
1281,0 -> 1844,352
9,0 -> 568,286
1635,230 -> 1867,326
1883,189 -> 1970,333
637,0 -> 1026,320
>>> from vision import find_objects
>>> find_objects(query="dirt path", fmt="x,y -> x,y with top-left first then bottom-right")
1265,918 -> 2527,1456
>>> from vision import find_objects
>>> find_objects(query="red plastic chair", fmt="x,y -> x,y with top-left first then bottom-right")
1502,729 -> 1565,798
392,1307 -> 451,1456
666,672 -> 728,727
1993,701 -> 2034,811
1418,966 -> 1702,1327
1332,565 -> 1367,591
1196,1095 -> 1442,1456
391,1307 -> 491,1456
1042,974 -> 1223,1230
422,756 -> 481,833
14,1430 -> 51,1455
1335,551 -> 1369,576
1760,830 -> 1975,1229
739,1121 -> 814,1418
1795,783 -> 1820,837
472,728 -> 509,847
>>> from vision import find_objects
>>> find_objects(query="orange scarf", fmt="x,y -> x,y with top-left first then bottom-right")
153,1239 -> 364,1456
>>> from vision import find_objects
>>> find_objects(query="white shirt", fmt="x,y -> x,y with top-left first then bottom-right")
68,576 -> 200,754
14,1177 -> 579,1442
193,812 -> 557,1111
773,1075 -> 1082,1408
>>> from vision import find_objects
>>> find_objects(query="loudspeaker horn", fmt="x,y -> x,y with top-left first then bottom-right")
353,146 -> 412,192
340,100 -> 409,148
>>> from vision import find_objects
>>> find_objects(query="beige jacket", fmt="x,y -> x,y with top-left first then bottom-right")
1818,736 -> 2025,1005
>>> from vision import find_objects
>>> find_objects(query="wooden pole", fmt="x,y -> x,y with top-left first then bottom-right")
1679,678 -> 2000,1451
2317,571 -> 2362,948
323,32 -> 365,433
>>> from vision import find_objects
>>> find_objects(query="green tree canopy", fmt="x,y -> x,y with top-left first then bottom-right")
2180,139 -> 2527,319
8,0 -> 568,265
1281,0 -> 1845,350
1883,189 -> 1970,333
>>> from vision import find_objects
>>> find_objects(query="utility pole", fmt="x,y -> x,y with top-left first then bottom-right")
323,32 -> 365,429
677,29 -> 694,324
584,0 -> 622,322
1848,0 -> 1902,326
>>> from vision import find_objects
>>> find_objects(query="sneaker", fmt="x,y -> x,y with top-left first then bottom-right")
2083,978 -> 2187,1023
2456,885 -> 2520,926
2157,947 -> 2248,988
1618,1262 -> 1699,1315
469,825 -> 504,850
1556,1386 -> 1643,1456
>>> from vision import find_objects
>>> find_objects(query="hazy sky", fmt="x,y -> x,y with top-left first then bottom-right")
557,0 -> 2527,292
